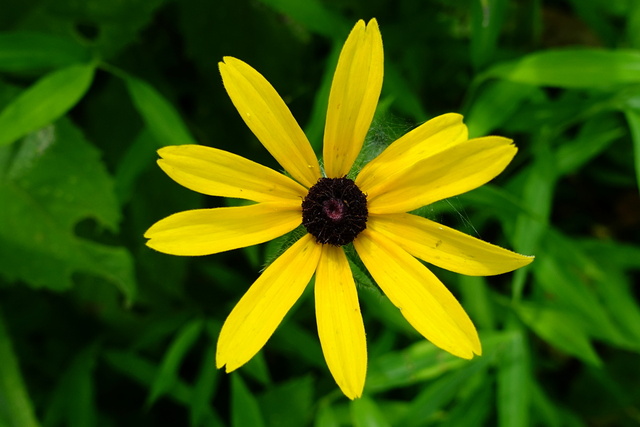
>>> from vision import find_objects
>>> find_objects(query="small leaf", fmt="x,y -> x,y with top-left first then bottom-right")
125,75 -> 196,146
497,327 -> 530,427
350,396 -> 391,427
0,119 -> 136,303
0,32 -> 91,73
231,374 -> 266,427
485,49 -> 640,88
0,64 -> 95,146
147,319 -> 204,406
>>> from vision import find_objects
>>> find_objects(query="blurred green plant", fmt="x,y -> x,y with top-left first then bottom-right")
0,0 -> 639,426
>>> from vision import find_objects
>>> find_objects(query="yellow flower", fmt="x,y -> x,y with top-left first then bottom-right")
145,19 -> 533,399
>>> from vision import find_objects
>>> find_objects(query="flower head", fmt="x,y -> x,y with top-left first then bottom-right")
145,19 -> 533,399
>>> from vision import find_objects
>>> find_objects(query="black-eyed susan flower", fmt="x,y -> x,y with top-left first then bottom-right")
145,18 -> 533,399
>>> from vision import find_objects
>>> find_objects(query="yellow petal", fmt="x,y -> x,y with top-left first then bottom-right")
144,202 -> 301,256
356,113 -> 468,192
219,57 -> 321,188
315,245 -> 367,399
367,136 -> 516,214
323,19 -> 383,178
157,145 -> 308,203
369,213 -> 534,276
217,234 -> 322,371
353,229 -> 481,359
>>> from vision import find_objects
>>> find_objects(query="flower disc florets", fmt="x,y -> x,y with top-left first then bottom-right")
302,177 -> 368,246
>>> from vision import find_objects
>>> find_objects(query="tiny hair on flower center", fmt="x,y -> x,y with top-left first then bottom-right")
302,177 -> 368,246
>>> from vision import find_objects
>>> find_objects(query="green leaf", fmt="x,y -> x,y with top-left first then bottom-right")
497,327 -> 530,427
257,0 -> 350,40
258,376 -> 314,427
124,75 -> 196,146
43,345 -> 98,427
147,319 -> 204,406
485,49 -> 640,88
470,0 -> 508,69
0,64 -> 95,146
536,230 -> 630,348
555,114 -> 623,176
0,309 -> 40,427
104,349 -> 225,426
465,80 -> 539,137
398,356 -> 491,427
190,336 -> 219,427
231,374 -> 266,427
529,381 -> 563,427
315,404 -> 339,427
517,303 -> 602,366
0,119 -> 136,303
441,387 -> 492,427
350,396 -> 391,427
0,32 -> 91,73
366,341 -> 466,393
114,128 -> 157,205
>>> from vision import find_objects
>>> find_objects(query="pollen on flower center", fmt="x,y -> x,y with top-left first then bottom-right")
302,177 -> 368,246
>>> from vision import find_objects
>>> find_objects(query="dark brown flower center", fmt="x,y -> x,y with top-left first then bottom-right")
301,177 -> 368,246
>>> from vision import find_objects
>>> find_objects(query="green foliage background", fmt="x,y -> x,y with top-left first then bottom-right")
1,0 -> 640,425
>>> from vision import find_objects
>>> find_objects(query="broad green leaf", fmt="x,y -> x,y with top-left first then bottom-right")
124,75 -> 196,146
43,345 -> 98,427
231,374 -> 266,427
0,64 -> 95,146
147,319 -> 204,406
0,32 -> 91,73
0,309 -> 40,427
497,327 -> 530,427
350,396 -> 391,427
485,49 -> 640,88
517,303 -> 602,366
0,119 -> 136,303
258,376 -> 314,427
